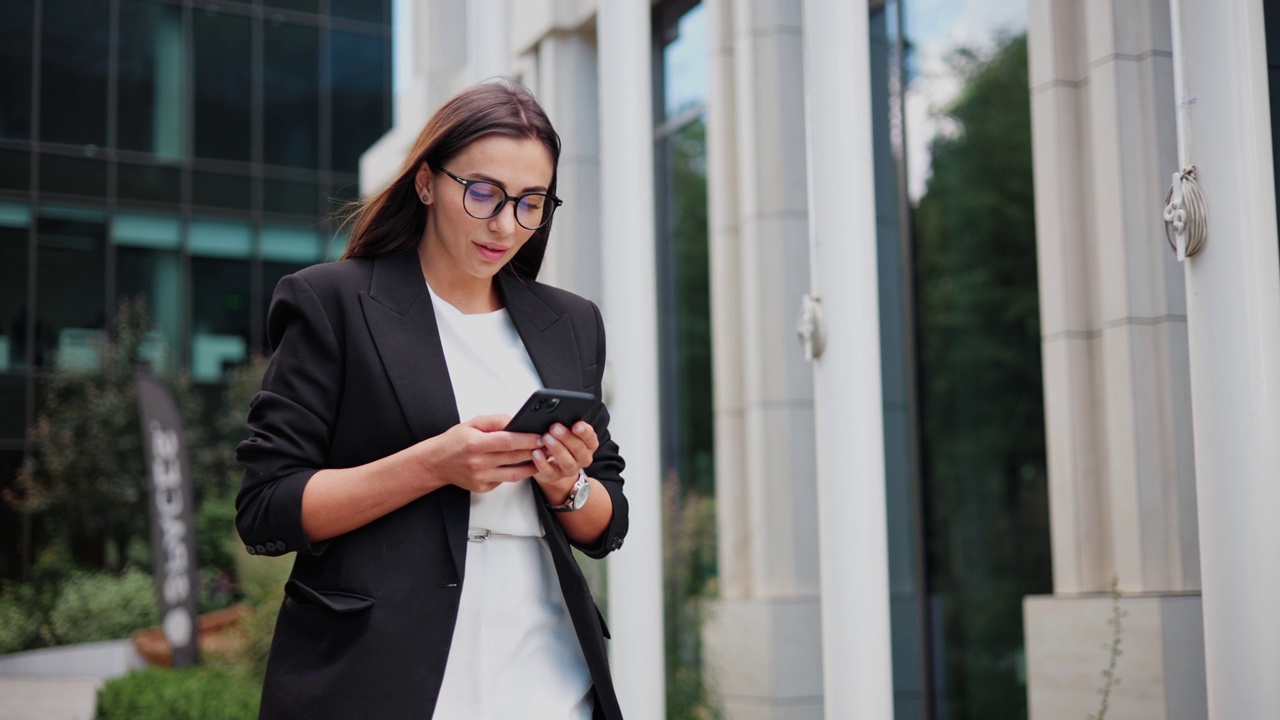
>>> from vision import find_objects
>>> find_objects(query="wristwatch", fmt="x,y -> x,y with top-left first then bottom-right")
548,469 -> 591,513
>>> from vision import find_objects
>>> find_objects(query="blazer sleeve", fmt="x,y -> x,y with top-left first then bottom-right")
235,273 -> 342,557
573,301 -> 630,560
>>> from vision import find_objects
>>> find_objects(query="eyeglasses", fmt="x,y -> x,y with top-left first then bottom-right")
439,167 -> 563,231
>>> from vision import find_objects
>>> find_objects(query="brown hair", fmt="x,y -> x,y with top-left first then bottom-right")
339,79 -> 562,280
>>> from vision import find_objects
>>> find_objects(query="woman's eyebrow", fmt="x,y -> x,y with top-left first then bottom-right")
469,171 -> 548,194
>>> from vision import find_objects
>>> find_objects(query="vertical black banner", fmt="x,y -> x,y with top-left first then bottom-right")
135,372 -> 200,667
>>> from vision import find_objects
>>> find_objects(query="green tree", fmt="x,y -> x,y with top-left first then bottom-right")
912,33 -> 1052,720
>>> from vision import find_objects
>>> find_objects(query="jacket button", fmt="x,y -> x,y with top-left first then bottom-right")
245,545 -> 256,555
255,544 -> 267,554
267,541 -> 280,552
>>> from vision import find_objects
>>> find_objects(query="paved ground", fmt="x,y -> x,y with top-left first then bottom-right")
0,676 -> 102,720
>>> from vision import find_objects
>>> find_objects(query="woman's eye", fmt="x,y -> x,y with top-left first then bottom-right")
469,185 -> 497,201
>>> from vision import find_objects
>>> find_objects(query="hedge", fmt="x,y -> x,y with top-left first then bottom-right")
94,666 -> 261,720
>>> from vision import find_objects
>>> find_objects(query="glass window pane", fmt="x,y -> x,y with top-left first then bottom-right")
0,0 -> 34,140
261,225 -> 321,264
112,212 -> 181,250
901,4 -> 1049,717
0,149 -> 31,192
191,257 -> 249,382
194,10 -> 251,162
39,154 -> 107,198
117,162 -> 181,204
35,211 -> 106,369
325,231 -> 348,262
264,0 -> 319,13
192,170 -> 252,210
263,22 -> 319,169
331,0 -> 387,25
189,218 -> 252,259
661,4 -> 708,119
331,30 -> 390,173
0,205 -> 30,371
40,0 -> 109,146
119,0 -> 186,158
117,243 -> 181,372
264,177 -> 320,216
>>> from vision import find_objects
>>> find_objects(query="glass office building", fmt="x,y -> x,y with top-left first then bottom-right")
0,0 -> 393,578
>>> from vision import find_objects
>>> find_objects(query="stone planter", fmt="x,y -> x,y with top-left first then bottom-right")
131,604 -> 250,667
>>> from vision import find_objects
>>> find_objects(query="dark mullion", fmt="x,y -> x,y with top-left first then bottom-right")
179,0 -> 194,371
105,0 -> 121,326
22,0 -> 44,581
248,4 -> 266,356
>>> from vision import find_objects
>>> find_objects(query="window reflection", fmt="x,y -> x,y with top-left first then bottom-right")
40,0 -> 108,146
194,9 -> 251,162
0,204 -> 30,371
331,30 -> 390,173
264,22 -> 320,169
190,220 -> 252,382
0,0 -> 34,140
900,1 -> 1050,717
36,210 -> 107,369
113,213 -> 182,370
118,0 -> 185,158
655,3 -> 715,718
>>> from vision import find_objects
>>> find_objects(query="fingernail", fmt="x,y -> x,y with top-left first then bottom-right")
543,434 -> 557,447
532,449 -> 544,461
551,424 -> 566,437
573,423 -> 587,435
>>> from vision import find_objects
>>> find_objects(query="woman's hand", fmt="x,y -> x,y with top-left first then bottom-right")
421,414 -> 545,493
529,421 -> 599,504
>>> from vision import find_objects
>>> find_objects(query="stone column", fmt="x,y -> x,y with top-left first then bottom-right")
1023,1 -> 1205,718
533,30 -> 602,304
1174,0 -> 1280,716
801,0 -> 895,717
702,0 -> 824,717
598,2 -> 667,717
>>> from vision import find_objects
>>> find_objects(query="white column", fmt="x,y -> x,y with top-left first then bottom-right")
466,0 -> 508,83
800,1 -> 895,718
597,3 -> 666,719
1174,0 -> 1280,717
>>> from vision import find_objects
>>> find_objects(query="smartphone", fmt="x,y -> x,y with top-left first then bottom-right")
505,388 -> 599,436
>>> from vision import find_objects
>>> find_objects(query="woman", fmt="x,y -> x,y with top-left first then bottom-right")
236,80 -> 628,720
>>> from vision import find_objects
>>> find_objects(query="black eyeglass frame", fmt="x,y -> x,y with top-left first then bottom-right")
439,167 -> 563,230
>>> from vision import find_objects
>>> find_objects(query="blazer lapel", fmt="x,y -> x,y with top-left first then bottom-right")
359,250 -> 470,582
497,268 -> 584,393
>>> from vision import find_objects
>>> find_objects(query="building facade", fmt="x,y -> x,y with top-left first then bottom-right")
366,1 -> 1280,719
0,0 -> 393,580
5,0 -> 1280,718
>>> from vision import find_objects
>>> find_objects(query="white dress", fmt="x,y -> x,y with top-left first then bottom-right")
427,283 -> 594,720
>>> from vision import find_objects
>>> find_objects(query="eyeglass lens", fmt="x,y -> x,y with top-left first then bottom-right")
463,182 -> 553,230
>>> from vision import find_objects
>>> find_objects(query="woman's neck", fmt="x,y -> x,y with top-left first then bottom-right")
417,241 -> 502,314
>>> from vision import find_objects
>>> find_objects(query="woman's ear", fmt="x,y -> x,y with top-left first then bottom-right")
414,162 -> 433,205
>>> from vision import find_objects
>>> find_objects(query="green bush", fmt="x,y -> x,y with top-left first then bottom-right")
0,582 -> 43,653
95,666 -> 260,720
49,568 -> 159,644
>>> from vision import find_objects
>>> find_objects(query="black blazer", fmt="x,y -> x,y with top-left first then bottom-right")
235,249 -> 629,719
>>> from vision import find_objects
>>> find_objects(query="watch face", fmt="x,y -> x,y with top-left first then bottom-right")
571,475 -> 590,510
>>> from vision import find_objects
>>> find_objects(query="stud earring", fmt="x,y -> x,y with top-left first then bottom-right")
420,192 -> 430,204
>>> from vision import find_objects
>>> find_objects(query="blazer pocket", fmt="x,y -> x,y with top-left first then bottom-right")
284,579 -> 376,613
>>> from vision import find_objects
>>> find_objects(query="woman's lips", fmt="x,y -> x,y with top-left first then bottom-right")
473,242 -> 508,262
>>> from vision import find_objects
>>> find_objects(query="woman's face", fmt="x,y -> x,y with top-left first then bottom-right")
416,135 -> 554,287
